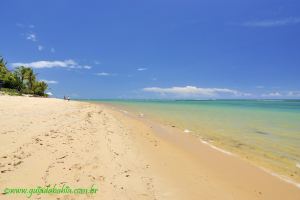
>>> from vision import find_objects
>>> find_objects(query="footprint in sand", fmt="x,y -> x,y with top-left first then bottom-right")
56,155 -> 68,160
13,160 -> 22,166
34,137 -> 42,144
1,169 -> 12,174
141,176 -> 155,194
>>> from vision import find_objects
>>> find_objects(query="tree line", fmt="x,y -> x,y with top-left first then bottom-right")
0,56 -> 48,96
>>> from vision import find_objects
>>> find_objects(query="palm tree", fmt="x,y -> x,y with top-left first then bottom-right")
24,68 -> 36,92
0,57 -> 20,90
0,55 -> 49,96
39,81 -> 48,95
14,66 -> 29,91
0,56 -> 8,79
33,81 -> 48,96
14,66 -> 27,84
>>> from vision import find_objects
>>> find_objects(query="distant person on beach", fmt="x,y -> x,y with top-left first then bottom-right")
64,96 -> 66,100
67,96 -> 70,101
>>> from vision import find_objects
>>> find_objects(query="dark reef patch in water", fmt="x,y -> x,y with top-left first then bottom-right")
255,130 -> 272,135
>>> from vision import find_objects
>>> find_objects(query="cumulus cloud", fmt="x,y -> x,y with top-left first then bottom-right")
137,67 -> 147,71
38,45 -> 44,51
11,59 -> 91,69
46,92 -> 53,96
41,80 -> 58,84
95,72 -> 111,76
26,33 -> 37,42
17,23 -> 38,42
287,91 -> 300,97
262,91 -> 300,98
262,92 -> 282,97
242,17 -> 300,27
143,86 -> 251,97
18,24 -> 56,53
94,60 -> 101,65
16,23 -> 35,29
83,65 -> 92,69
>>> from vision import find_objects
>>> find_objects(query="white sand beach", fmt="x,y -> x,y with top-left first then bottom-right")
0,95 -> 299,200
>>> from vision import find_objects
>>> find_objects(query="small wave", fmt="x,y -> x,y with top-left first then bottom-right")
119,109 -> 128,114
200,140 -> 209,144
259,167 -> 300,189
260,99 -> 284,102
183,129 -> 191,133
208,144 -> 233,156
199,139 -> 232,156
199,141 -> 300,188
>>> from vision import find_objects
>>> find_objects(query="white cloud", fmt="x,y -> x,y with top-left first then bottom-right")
83,65 -> 92,69
17,23 -> 35,29
46,92 -> 53,96
242,17 -> 300,27
261,91 -> 300,98
262,92 -> 282,97
11,59 -> 91,69
96,72 -> 111,76
18,24 -> 55,54
143,86 -> 251,97
26,33 -> 37,42
94,60 -> 101,65
38,45 -> 44,51
41,80 -> 58,84
137,67 -> 147,71
287,91 -> 300,97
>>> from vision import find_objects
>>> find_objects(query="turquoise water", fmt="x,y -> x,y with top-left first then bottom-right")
86,99 -> 300,181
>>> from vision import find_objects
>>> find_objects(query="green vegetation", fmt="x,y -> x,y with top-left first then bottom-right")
0,56 -> 48,97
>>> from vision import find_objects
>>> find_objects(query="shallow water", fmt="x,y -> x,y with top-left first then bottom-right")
86,99 -> 300,182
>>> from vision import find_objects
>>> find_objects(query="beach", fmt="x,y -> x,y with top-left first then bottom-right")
0,96 -> 299,200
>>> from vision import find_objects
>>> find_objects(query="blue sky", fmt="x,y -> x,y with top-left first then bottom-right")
1,0 -> 300,99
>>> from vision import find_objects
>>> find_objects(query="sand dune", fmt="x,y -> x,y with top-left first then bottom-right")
0,96 -> 299,200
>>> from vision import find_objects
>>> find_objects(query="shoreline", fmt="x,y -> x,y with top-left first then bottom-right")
97,102 -> 300,198
98,101 -> 300,186
0,96 -> 299,199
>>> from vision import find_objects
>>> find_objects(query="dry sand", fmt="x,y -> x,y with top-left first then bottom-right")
0,95 -> 299,200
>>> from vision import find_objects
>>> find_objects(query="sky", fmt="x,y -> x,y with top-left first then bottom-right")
1,0 -> 300,99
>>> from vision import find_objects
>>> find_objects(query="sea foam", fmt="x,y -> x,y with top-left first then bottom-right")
199,140 -> 300,188
119,109 -> 128,114
199,139 -> 233,156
